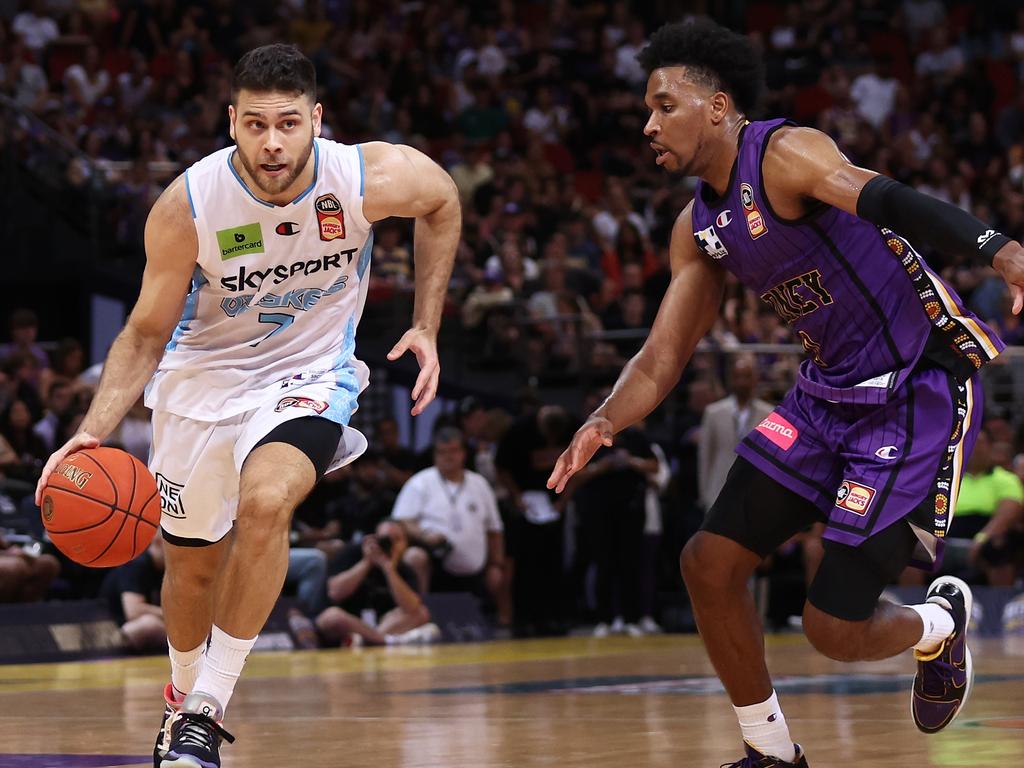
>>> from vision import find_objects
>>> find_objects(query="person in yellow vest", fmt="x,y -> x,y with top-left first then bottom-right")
952,424 -> 1024,586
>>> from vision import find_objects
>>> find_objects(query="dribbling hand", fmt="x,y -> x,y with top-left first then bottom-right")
387,327 -> 440,416
35,432 -> 101,506
546,416 -> 614,494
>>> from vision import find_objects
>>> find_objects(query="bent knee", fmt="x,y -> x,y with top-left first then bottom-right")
680,531 -> 756,590
803,603 -> 868,661
403,546 -> 430,570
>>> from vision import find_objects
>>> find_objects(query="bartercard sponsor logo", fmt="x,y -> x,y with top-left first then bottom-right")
275,396 -> 329,414
216,223 -> 264,259
835,480 -> 876,516
755,413 -> 798,450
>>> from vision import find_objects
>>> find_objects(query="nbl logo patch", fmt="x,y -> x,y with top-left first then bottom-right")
835,480 -> 876,516
315,193 -> 345,241
275,396 -> 329,414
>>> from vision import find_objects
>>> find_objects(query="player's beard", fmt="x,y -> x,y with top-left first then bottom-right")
237,133 -> 314,196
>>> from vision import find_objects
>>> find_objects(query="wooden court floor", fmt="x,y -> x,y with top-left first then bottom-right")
1,635 -> 1022,767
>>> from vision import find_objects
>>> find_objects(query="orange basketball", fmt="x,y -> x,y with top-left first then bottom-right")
41,447 -> 161,568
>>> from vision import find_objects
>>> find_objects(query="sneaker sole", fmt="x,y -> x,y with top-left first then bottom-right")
910,575 -> 975,732
161,757 -> 217,768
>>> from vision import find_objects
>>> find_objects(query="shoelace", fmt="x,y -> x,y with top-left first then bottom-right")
174,712 -> 236,749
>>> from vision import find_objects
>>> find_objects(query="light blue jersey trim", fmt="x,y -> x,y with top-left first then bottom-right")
325,316 -> 361,425
357,230 -> 373,280
227,151 -> 275,208
290,140 -> 320,205
184,169 -> 196,218
356,144 -> 365,196
227,141 -> 321,208
166,266 -> 208,352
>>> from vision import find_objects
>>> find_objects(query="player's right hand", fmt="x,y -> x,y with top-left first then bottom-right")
35,432 -> 101,506
546,416 -> 614,494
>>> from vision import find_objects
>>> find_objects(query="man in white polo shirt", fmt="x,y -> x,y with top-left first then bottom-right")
395,427 -> 505,605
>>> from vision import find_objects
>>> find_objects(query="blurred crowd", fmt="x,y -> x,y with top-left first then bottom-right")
4,0 -> 1024,644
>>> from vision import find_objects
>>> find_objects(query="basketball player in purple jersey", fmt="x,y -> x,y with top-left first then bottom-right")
548,19 -> 1024,768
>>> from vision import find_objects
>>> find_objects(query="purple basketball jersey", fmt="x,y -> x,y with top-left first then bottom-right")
690,118 -> 1004,403
691,119 -> 1004,556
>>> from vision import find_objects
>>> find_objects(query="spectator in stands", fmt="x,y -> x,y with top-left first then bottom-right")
571,406 -> 659,637
396,428 -> 506,611
291,466 -> 347,559
0,35 -> 50,111
11,0 -> 59,55
0,309 -> 48,375
698,354 -> 775,511
333,453 -> 398,541
950,425 -> 1024,586
315,519 -> 436,646
496,405 -> 570,635
0,399 -> 47,484
375,417 -> 417,491
63,44 -> 111,110
0,531 -> 59,603
100,536 -> 166,652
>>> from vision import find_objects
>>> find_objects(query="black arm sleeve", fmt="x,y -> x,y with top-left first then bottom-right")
856,175 -> 1010,262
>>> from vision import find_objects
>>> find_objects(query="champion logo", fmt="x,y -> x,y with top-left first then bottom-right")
716,210 -> 733,227
756,413 -> 798,451
275,221 -> 300,236
875,445 -> 899,460
767,713 -> 778,723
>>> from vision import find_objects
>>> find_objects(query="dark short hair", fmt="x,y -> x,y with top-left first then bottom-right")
433,426 -> 465,448
232,44 -> 316,103
10,308 -> 38,330
637,19 -> 764,114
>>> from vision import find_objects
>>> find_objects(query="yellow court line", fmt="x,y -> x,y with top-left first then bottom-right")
0,635 -> 809,695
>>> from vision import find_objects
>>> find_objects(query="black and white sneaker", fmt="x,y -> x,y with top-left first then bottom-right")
161,692 -> 235,768
153,683 -> 180,767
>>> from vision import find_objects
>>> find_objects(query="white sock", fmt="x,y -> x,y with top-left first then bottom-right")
191,626 -> 258,712
734,690 -> 796,763
168,641 -> 206,701
908,602 -> 955,653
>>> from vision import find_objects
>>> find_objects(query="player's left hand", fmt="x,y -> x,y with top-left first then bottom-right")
387,327 -> 440,416
993,242 -> 1024,314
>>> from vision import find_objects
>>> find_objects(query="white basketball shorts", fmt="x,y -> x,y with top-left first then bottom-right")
150,378 -> 367,544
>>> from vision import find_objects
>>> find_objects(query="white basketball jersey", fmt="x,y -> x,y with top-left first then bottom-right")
145,138 -> 373,421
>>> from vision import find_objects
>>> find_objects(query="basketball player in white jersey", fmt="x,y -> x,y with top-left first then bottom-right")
35,44 -> 461,768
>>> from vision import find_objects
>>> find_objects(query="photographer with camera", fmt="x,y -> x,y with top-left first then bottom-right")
314,519 -> 438,646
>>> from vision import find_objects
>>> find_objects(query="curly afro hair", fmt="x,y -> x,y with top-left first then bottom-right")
637,19 -> 764,115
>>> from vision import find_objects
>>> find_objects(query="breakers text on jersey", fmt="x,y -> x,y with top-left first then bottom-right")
221,274 -> 348,318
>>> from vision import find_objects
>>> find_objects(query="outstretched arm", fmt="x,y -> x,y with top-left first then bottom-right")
36,175 -> 197,503
360,142 -> 461,415
764,126 -> 1024,313
547,204 -> 725,493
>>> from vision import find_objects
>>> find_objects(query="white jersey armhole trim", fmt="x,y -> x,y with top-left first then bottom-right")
350,143 -> 371,232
